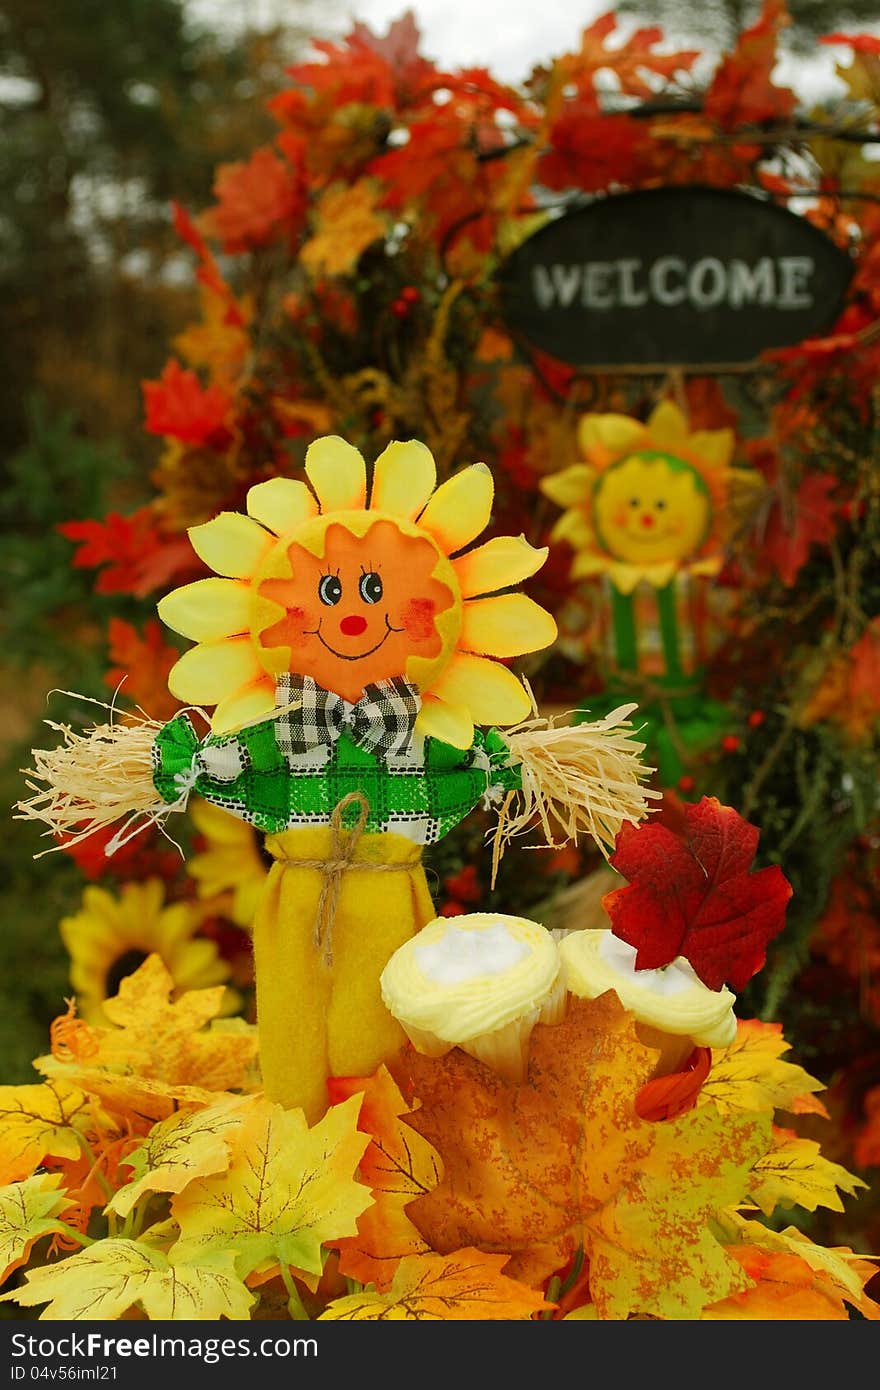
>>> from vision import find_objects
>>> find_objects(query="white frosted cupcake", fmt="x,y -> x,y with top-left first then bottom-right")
559,929 -> 737,1049
380,912 -> 566,1082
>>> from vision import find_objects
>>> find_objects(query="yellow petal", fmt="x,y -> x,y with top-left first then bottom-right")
461,594 -> 557,657
417,463 -> 493,553
550,510 -> 593,550
190,798 -> 252,845
158,579 -> 252,642
540,464 -> 594,509
415,695 -> 474,750
246,477 -> 319,534
689,428 -> 735,472
212,680 -> 278,735
168,637 -> 263,706
646,399 -> 689,446
431,653 -> 532,727
453,534 -> 548,597
578,413 -> 646,460
369,439 -> 436,519
188,513 -> 273,579
304,435 -> 367,512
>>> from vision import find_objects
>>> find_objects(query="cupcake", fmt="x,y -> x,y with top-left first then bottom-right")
559,929 -> 737,1051
380,911 -> 566,1082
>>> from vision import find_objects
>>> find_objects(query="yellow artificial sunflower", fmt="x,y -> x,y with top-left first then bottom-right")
540,400 -> 738,596
59,879 -> 233,1024
187,796 -> 269,929
158,435 -> 556,748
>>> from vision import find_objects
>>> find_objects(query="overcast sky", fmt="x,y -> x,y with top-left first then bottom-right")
184,0 -> 865,96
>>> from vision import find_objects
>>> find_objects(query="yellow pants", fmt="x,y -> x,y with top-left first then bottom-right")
252,825 -> 435,1123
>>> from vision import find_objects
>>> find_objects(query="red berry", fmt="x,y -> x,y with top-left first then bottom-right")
747,710 -> 766,729
677,775 -> 695,794
440,900 -> 465,917
721,734 -> 740,753
391,298 -> 408,317
399,285 -> 420,304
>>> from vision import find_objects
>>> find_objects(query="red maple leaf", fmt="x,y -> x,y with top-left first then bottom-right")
142,359 -> 233,447
603,796 -> 792,992
198,145 -> 307,254
704,0 -> 795,129
58,508 -> 198,597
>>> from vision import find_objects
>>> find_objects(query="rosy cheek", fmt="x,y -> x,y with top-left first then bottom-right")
399,597 -> 437,642
611,507 -> 629,529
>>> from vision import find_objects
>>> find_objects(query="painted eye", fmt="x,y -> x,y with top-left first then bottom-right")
318,574 -> 343,606
628,497 -> 640,508
359,571 -> 383,604
654,498 -> 667,510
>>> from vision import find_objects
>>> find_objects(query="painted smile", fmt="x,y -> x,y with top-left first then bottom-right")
306,612 -> 403,661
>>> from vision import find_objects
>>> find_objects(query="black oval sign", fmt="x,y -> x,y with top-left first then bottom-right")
496,186 -> 855,367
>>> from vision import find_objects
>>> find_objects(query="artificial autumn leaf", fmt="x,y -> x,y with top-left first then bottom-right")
107,1095 -> 257,1218
327,1068 -> 439,1290
557,14 -> 699,103
760,471 -> 839,587
199,145 -> 307,254
747,1129 -> 867,1216
37,956 -> 259,1125
319,1248 -> 551,1320
0,1174 -> 74,1283
394,994 -> 772,1319
300,179 -> 387,278
2,1240 -> 254,1321
634,1045 -> 712,1121
707,1245 -> 860,1320
59,507 -> 196,598
539,103 -> 651,194
799,619 -> 880,741
711,1211 -> 880,1320
0,1081 -> 90,1184
104,617 -> 181,723
854,1084 -> 880,1169
173,284 -> 251,385
604,796 -> 792,991
142,359 -> 233,448
698,1020 -> 828,1119
704,0 -> 795,129
170,1094 -> 372,1281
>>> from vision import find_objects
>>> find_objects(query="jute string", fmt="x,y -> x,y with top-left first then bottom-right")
270,791 -> 408,967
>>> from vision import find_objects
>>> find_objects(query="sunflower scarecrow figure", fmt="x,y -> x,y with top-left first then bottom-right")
20,437 -> 657,1123
541,400 -> 756,785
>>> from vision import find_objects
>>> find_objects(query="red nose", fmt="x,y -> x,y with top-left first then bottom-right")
340,614 -> 368,636
640,514 -> 655,528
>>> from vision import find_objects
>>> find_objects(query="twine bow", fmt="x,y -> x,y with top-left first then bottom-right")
273,791 -> 403,967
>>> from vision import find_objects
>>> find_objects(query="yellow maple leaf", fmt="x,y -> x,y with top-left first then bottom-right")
0,1081 -> 90,1184
710,1211 -> 880,1320
329,1068 -> 439,1290
37,957 -> 259,1124
170,1094 -> 373,1281
0,1174 -> 74,1283
699,1019 -> 827,1118
397,995 -> 772,1319
319,1248 -> 552,1320
299,178 -> 387,278
747,1129 -> 868,1217
1,1239 -> 254,1321
173,284 -> 252,383
106,1095 -> 257,1218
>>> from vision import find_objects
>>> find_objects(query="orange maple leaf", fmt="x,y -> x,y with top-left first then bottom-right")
142,359 -> 233,448
327,1068 -> 439,1290
704,0 -> 796,129
199,145 -> 307,255
393,994 -> 771,1318
104,617 -> 181,723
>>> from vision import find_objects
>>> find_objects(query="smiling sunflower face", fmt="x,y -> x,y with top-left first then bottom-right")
158,436 -> 556,747
592,452 -> 711,567
540,400 -> 735,594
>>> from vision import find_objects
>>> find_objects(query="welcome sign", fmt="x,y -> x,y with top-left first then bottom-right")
497,186 -> 855,367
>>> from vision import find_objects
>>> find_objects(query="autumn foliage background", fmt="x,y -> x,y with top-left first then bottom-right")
1,0 -> 880,1316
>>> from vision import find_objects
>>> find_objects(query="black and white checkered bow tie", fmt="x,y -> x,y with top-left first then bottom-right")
275,673 -> 421,759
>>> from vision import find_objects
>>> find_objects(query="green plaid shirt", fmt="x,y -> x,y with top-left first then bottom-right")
152,714 -> 522,844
